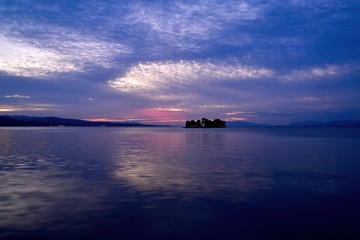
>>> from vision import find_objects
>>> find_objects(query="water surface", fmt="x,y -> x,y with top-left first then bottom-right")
1,127 -> 360,239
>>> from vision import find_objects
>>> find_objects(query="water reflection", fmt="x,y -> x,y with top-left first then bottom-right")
113,129 -> 271,201
0,128 -> 110,233
0,169 -> 108,230
1,127 -> 360,239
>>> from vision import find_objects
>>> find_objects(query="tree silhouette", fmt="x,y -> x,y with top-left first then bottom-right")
184,117 -> 226,128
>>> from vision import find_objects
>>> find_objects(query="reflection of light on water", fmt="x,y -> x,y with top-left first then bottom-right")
0,161 -> 108,231
115,155 -> 194,197
0,130 -> 109,232
113,130 -> 271,201
0,127 -> 356,239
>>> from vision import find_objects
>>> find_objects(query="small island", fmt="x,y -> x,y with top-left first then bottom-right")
185,117 -> 227,128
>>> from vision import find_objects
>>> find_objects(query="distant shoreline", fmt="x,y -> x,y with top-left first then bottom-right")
1,115 -> 360,128
0,115 -> 169,127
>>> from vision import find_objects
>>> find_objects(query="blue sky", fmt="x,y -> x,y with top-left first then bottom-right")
1,0 -> 359,124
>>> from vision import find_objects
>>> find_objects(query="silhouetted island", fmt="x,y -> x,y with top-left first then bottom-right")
185,118 -> 227,128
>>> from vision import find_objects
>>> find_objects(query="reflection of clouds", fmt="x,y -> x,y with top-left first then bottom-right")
0,169 -> 107,230
113,130 -> 270,201
0,130 -> 109,231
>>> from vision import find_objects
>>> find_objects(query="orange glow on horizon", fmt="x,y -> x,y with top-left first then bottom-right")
84,108 -> 187,124
83,118 -> 126,122
225,117 -> 248,121
135,108 -> 186,123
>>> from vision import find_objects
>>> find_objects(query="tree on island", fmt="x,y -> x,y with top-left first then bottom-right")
185,118 -> 227,128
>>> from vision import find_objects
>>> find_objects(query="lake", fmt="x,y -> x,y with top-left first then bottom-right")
1,127 -> 360,240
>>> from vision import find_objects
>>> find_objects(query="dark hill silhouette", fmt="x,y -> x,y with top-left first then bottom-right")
0,115 -> 156,127
0,116 -> 25,126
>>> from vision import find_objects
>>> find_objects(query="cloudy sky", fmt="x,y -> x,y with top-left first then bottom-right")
1,0 -> 359,125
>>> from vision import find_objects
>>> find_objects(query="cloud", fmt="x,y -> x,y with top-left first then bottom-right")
289,0 -> 348,9
0,34 -> 79,78
279,63 -> 360,82
226,117 -> 248,121
0,28 -> 130,78
108,60 -> 273,102
0,1 -> 359,123
5,95 -> 31,99
153,107 -> 188,112
301,96 -> 318,102
124,0 -> 263,50
0,104 -> 53,112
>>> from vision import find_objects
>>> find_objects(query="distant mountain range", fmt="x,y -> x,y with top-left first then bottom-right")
0,115 -> 155,127
288,120 -> 360,127
226,121 -> 272,127
227,120 -> 360,127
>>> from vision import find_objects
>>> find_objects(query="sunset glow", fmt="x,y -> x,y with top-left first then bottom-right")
0,1 -> 359,124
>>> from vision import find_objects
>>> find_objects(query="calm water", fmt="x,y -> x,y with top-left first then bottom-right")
1,127 -> 360,240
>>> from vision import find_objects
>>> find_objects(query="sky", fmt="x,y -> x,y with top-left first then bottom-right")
0,0 -> 359,125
